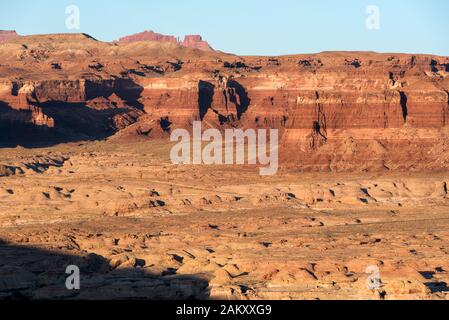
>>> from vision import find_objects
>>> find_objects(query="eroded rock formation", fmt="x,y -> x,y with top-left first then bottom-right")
181,35 -> 213,51
0,33 -> 448,170
118,30 -> 214,51
0,30 -> 19,43
118,30 -> 178,44
1,33 -> 449,301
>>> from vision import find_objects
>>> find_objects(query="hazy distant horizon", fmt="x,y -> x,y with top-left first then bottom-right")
1,0 -> 448,56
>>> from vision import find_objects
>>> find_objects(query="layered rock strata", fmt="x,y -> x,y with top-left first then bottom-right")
1,34 -> 448,170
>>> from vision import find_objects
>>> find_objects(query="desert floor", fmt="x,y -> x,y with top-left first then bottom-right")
0,140 -> 448,300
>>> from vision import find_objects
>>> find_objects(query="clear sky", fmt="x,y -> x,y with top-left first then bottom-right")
1,0 -> 448,56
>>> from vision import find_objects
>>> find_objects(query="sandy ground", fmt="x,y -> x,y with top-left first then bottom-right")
0,140 -> 448,300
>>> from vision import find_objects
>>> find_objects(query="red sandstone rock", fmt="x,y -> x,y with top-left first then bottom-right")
1,33 -> 449,171
118,30 -> 214,51
118,30 -> 177,44
181,35 -> 213,51
0,30 -> 19,43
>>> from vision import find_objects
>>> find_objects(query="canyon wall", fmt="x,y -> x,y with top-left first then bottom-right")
117,52 -> 449,171
0,34 -> 448,170
132,54 -> 449,133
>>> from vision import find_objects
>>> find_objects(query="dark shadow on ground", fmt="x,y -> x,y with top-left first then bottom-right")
226,80 -> 251,120
0,240 -> 210,300
419,271 -> 449,294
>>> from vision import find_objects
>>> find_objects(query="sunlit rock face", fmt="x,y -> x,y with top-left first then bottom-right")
0,33 -> 449,170
118,30 -> 178,44
118,30 -> 214,51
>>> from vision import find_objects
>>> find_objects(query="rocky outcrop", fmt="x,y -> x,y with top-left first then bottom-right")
181,35 -> 213,52
0,30 -> 19,43
118,30 -> 177,44
119,52 -> 449,171
133,54 -> 449,131
118,30 -> 214,51
1,33 -> 449,170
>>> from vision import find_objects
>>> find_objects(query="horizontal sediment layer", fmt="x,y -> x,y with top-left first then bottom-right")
0,34 -> 448,169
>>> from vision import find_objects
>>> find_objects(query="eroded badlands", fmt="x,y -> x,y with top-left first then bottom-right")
0,141 -> 448,300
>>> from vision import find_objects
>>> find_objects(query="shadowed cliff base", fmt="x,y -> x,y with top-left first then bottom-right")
83,78 -> 145,111
37,101 -> 136,138
0,100 -> 142,148
0,76 -> 145,148
0,240 -> 210,300
0,101 -> 58,148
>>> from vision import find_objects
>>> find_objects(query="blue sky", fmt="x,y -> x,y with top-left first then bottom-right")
1,0 -> 448,56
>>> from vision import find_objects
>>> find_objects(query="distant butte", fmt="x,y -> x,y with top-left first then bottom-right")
118,30 -> 177,44
0,30 -> 20,43
118,30 -> 214,51
181,35 -> 213,52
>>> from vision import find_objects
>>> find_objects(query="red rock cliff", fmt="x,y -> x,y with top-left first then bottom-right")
1,34 -> 448,171
118,30 -> 213,51
0,30 -> 19,43
118,30 -> 177,44
181,35 -> 213,51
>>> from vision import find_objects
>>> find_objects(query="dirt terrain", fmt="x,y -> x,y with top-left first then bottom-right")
0,33 -> 448,300
0,140 -> 448,300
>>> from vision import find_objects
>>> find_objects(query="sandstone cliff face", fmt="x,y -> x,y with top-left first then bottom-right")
111,51 -> 449,171
131,53 -> 449,132
0,34 -> 448,170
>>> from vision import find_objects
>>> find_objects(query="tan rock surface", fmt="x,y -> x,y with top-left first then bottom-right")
0,141 -> 448,300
